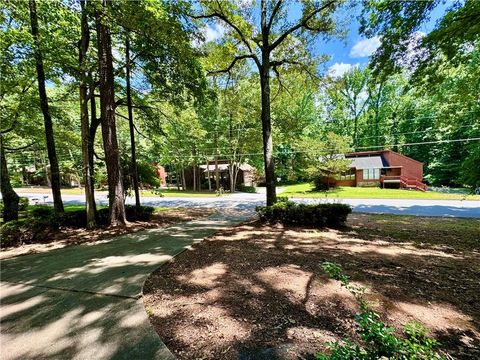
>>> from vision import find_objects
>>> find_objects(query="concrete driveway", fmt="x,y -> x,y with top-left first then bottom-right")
0,211 -> 252,359
15,190 -> 480,218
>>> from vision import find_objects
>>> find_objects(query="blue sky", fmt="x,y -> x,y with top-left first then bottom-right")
203,1 -> 452,77
319,1 -> 451,76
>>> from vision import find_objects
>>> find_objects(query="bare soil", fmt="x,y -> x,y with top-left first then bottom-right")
0,208 -> 214,260
143,213 -> 480,360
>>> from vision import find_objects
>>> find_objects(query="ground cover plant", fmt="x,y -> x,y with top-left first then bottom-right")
280,184 -> 480,200
143,213 -> 479,360
317,262 -> 444,359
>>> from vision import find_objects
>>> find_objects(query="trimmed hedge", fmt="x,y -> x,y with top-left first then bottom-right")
256,200 -> 351,227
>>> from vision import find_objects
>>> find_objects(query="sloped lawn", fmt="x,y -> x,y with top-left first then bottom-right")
280,183 -> 480,200
143,214 -> 480,359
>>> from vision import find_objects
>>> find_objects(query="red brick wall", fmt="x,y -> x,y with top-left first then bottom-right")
383,151 -> 423,180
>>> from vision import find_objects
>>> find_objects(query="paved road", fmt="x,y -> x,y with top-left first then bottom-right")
17,190 -> 480,218
0,211 -> 253,360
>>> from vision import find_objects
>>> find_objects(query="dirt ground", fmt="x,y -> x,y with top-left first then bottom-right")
0,208 -> 214,260
143,213 -> 480,360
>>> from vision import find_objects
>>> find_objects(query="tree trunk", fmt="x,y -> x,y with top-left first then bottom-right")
0,138 -> 20,222
214,134 -> 219,190
79,0 -> 96,228
259,60 -> 276,205
192,146 -> 197,192
176,165 -> 180,190
181,168 -> 186,190
88,76 -> 99,210
125,35 -> 141,210
260,1 -> 276,206
207,155 -> 211,191
95,0 -> 126,226
28,0 -> 63,212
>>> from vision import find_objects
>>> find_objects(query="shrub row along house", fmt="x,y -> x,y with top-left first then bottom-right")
334,150 -> 427,191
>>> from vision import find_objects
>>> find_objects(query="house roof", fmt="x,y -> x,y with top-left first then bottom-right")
199,163 -> 254,173
200,164 -> 229,172
348,156 -> 386,169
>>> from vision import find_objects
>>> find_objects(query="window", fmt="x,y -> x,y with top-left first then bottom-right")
363,168 -> 380,180
336,170 -> 355,180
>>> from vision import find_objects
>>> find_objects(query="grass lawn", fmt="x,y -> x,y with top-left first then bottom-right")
14,187 -> 224,197
143,214 -> 480,360
140,189 -> 225,197
280,183 -> 480,200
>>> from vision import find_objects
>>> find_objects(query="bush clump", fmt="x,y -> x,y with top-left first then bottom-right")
256,199 -> 351,227
1,204 -> 157,247
317,262 -> 444,360
63,205 -> 155,227
238,185 -> 257,193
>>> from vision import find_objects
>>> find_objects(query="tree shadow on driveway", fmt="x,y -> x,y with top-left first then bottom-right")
0,212 -> 251,359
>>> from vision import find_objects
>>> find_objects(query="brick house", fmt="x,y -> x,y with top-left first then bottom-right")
184,160 -> 255,191
334,150 -> 427,191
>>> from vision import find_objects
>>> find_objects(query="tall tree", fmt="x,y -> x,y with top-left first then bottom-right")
95,0 -> 126,226
125,33 -> 141,210
28,0 -> 63,212
0,135 -> 20,222
195,0 -> 346,205
79,0 -> 96,228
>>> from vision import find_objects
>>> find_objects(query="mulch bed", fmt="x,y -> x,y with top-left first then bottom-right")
143,214 -> 480,360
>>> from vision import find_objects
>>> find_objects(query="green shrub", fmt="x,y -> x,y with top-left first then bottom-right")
0,197 -> 29,213
256,201 -> 351,227
238,185 -> 257,193
57,210 -> 87,228
29,205 -> 56,220
317,262 -> 444,360
58,205 -> 155,227
314,176 -> 337,191
0,218 -> 56,247
19,197 -> 29,211
125,205 -> 155,221
0,220 -> 28,246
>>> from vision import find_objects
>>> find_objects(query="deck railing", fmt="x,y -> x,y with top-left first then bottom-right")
380,175 -> 427,191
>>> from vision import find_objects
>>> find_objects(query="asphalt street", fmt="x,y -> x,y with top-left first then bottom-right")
15,189 -> 480,218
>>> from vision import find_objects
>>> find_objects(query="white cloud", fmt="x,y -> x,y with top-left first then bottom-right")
204,23 -> 227,42
349,36 -> 381,58
327,62 -> 359,78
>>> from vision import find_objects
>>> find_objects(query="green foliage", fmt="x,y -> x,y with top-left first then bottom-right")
1,204 -> 156,247
18,197 -> 29,211
238,185 -> 257,193
296,132 -> 352,190
29,205 -> 56,220
256,201 -> 351,228
317,262 -> 445,360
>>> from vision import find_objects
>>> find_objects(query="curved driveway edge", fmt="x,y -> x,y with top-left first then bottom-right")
0,210 -> 253,359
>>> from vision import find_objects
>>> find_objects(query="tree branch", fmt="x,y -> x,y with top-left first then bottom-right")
208,54 -> 254,75
267,0 -> 283,31
192,4 -> 253,54
1,120 -> 18,134
269,0 -> 336,51
4,141 -> 37,152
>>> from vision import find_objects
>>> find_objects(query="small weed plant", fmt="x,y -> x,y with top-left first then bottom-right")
317,262 -> 445,360
215,186 -> 225,197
